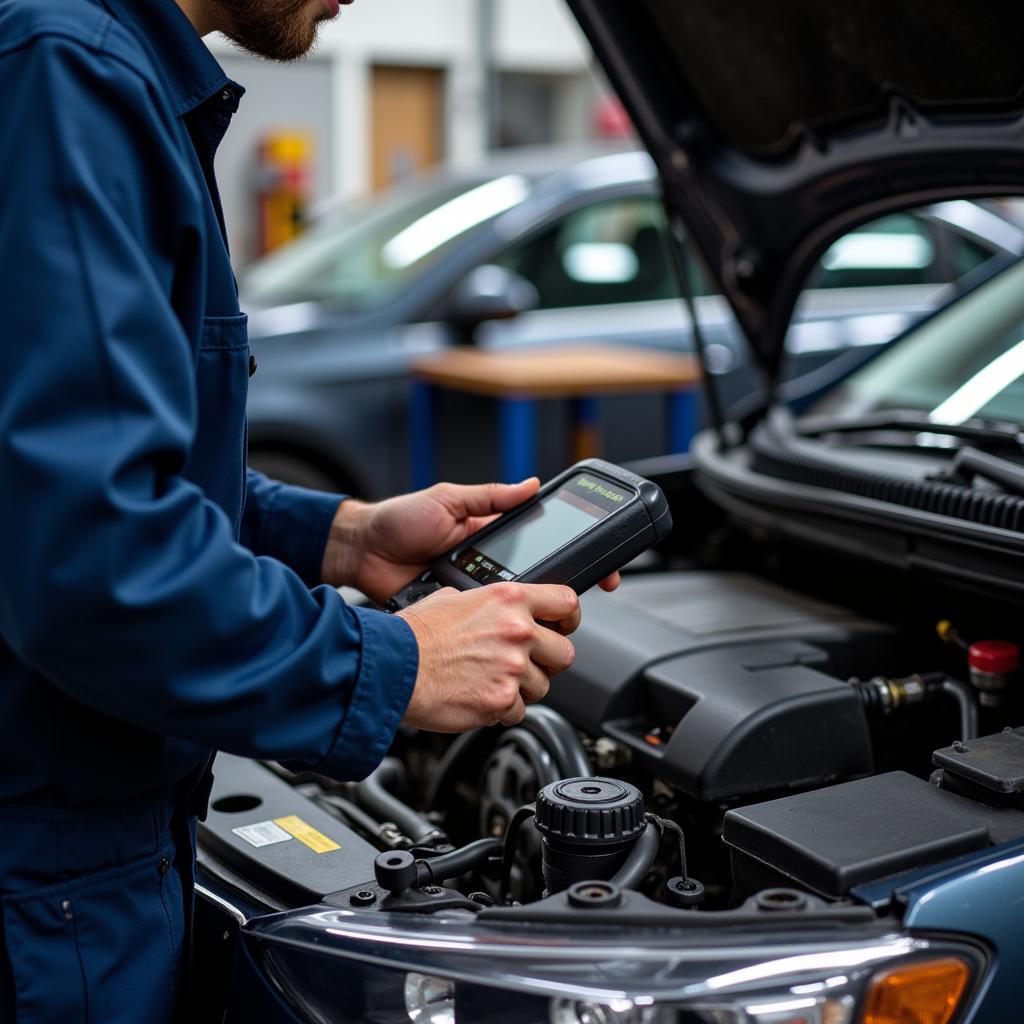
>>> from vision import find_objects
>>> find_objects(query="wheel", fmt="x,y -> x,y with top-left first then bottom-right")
247,449 -> 351,493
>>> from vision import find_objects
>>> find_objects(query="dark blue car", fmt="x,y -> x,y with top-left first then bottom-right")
195,3 -> 1024,1022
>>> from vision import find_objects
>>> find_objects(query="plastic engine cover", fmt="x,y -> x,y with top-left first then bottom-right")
546,572 -> 901,800
200,755 -> 377,905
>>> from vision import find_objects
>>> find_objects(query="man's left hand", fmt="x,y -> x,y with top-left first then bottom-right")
321,479 -> 622,606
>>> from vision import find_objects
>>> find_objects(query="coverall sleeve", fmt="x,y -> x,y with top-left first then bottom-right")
0,35 -> 418,781
241,469 -> 344,588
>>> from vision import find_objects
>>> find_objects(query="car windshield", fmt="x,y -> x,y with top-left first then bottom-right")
812,257 -> 1024,427
243,173 -> 533,308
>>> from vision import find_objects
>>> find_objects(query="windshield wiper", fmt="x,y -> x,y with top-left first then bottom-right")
798,409 -> 1024,451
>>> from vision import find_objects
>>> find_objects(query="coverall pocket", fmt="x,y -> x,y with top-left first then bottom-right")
2,841 -> 183,1024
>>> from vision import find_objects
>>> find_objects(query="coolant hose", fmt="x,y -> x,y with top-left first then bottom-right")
609,820 -> 660,890
353,757 -> 446,844
519,705 -> 592,779
419,838 -> 503,885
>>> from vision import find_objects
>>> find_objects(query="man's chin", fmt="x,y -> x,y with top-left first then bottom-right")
226,26 -> 320,62
214,0 -> 323,62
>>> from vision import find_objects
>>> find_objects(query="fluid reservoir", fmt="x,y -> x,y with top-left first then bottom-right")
534,777 -> 645,894
969,641 -> 1020,708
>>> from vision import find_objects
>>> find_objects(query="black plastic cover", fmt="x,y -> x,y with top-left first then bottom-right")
724,771 -> 1024,898
548,572 -> 900,801
199,755 -> 377,906
934,727 -> 1024,796
606,643 -> 872,801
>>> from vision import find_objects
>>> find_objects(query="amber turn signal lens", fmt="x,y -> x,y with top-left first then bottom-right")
862,957 -> 970,1024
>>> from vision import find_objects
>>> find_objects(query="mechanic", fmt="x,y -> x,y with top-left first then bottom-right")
0,0 -> 618,1020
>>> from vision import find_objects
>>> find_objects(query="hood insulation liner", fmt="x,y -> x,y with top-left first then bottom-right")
644,0 -> 1024,156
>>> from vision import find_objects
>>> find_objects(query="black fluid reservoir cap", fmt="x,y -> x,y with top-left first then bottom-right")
535,777 -> 645,846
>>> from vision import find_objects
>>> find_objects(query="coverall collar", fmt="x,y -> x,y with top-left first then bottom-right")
102,0 -> 243,116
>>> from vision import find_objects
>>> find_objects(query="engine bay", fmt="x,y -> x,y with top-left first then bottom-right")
198,491 -> 1024,928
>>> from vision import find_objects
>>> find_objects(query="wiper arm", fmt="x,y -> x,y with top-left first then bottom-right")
798,410 -> 1024,451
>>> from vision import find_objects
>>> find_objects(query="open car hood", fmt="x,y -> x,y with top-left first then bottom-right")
568,0 -> 1024,395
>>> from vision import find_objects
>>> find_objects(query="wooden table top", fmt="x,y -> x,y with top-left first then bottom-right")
411,344 -> 702,398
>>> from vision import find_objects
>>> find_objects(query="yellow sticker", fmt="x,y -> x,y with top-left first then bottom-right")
273,815 -> 340,854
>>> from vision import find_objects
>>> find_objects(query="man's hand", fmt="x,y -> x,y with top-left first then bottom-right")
322,479 -> 621,605
397,583 -> 580,732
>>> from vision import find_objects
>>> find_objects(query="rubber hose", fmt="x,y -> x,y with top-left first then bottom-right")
316,793 -> 389,839
521,705 -> 592,779
419,838 -> 503,885
500,804 -> 537,903
424,730 -> 491,809
609,820 -> 660,891
941,676 -> 979,741
502,727 -> 561,788
424,708 -> 590,810
352,758 -> 446,844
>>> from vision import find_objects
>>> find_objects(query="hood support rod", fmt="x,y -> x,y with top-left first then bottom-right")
665,208 -> 727,446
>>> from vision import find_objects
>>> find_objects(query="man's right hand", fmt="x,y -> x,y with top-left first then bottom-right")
397,583 -> 580,733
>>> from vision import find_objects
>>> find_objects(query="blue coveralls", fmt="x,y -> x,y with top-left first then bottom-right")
0,0 -> 420,1019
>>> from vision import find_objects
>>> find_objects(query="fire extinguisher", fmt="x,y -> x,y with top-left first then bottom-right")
254,131 -> 313,257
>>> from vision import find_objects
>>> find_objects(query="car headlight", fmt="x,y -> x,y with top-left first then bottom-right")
250,909 -> 983,1024
405,973 -> 456,1024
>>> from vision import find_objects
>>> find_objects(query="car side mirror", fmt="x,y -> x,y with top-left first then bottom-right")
445,265 -> 539,332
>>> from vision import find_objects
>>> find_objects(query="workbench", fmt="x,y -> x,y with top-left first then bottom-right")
409,343 -> 702,487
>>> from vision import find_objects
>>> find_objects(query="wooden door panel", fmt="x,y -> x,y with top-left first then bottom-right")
371,65 -> 443,191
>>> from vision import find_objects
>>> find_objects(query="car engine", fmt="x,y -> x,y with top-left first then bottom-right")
198,486 -> 1024,925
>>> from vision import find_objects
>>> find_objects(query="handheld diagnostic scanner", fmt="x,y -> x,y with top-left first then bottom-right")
387,459 -> 672,611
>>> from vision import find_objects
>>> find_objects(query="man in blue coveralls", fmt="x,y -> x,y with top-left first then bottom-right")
0,0 -> 620,1019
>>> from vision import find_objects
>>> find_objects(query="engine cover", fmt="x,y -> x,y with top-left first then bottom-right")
547,572 -> 901,801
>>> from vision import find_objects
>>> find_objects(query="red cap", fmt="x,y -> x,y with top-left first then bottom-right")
969,640 -> 1020,674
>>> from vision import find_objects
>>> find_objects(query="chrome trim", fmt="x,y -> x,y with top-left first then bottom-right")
195,883 -> 247,927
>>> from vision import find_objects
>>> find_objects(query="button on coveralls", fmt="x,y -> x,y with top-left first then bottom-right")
0,0 -> 419,1019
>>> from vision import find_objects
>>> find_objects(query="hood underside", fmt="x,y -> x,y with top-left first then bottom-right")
568,0 -> 1024,388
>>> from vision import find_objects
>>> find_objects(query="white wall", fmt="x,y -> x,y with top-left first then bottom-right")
208,0 -> 600,261
494,0 -> 591,71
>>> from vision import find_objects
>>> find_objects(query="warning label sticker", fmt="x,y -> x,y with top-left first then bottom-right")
232,820 -> 294,849
274,815 -> 341,854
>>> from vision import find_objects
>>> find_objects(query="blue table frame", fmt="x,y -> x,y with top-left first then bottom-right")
410,382 -> 697,489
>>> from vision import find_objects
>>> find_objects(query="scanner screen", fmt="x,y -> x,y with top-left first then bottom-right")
469,473 -> 632,577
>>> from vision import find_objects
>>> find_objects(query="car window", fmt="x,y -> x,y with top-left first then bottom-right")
496,197 -> 681,309
808,213 -> 940,289
950,230 -> 996,279
781,203 -> 1016,372
243,173 -> 534,308
806,210 -> 1007,292
497,201 -> 1002,316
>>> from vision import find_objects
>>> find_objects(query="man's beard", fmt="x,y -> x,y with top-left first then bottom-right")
212,0 -> 323,62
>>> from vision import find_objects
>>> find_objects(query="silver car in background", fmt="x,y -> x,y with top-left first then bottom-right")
242,147 -> 1024,496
